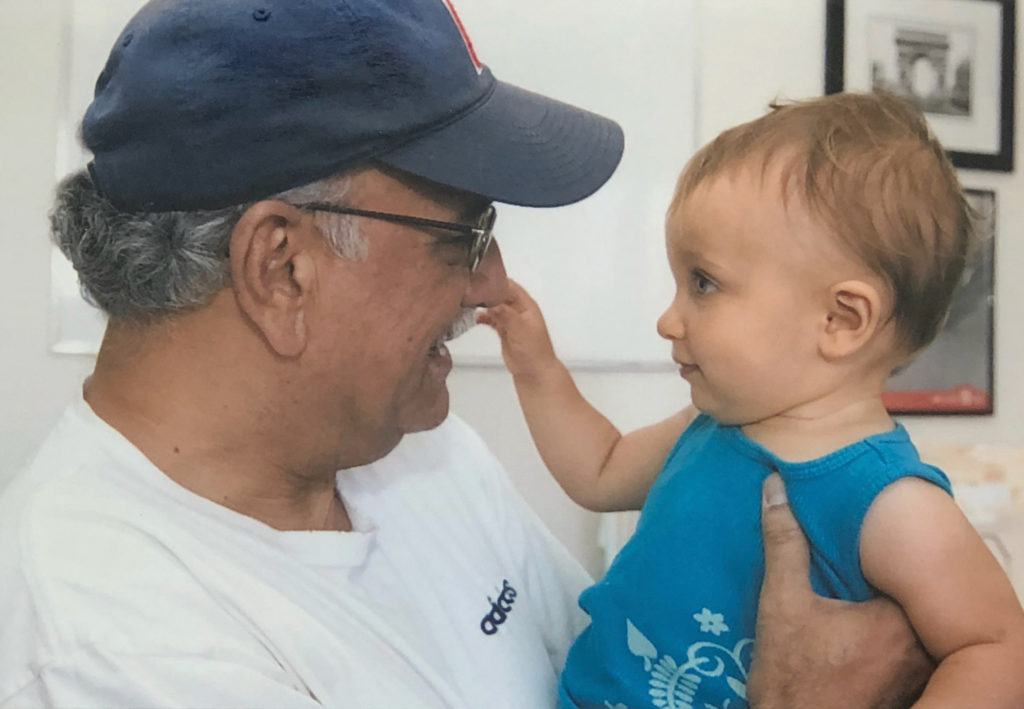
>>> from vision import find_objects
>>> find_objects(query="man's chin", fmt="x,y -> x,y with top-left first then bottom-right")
398,392 -> 451,434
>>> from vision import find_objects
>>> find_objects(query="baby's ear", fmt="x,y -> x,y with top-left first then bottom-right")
819,280 -> 884,361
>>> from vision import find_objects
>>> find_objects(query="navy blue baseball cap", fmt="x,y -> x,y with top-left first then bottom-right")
81,0 -> 625,212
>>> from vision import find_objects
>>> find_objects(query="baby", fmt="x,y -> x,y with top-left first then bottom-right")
480,92 -> 1024,709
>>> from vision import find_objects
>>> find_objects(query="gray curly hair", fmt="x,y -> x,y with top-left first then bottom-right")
51,169 -> 364,322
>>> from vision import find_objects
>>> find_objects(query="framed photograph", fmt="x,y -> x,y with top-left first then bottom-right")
826,0 -> 1015,171
882,188 -> 996,415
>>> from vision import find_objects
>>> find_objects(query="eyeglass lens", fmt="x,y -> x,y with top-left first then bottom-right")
470,207 -> 497,273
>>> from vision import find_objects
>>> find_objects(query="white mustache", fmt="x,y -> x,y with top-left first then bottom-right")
444,308 -> 478,342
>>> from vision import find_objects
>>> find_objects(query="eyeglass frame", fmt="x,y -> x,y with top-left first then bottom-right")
294,201 -> 496,273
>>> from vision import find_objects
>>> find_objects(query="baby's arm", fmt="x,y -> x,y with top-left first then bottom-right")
860,477 -> 1024,708
478,280 -> 695,512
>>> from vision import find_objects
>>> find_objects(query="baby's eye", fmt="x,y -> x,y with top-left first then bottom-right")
691,270 -> 716,295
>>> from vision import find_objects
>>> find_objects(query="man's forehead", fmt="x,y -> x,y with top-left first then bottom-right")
356,163 -> 490,217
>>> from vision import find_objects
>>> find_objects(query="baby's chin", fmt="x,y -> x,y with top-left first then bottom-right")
690,401 -> 762,428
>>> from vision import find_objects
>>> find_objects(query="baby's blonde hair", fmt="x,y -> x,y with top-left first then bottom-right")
672,91 -> 973,357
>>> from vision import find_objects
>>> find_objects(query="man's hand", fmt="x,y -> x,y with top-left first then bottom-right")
747,474 -> 934,709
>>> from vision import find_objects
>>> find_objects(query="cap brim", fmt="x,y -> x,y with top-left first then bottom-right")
377,78 -> 624,208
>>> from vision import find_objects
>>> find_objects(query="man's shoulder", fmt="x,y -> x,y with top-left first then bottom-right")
0,400 -> 211,642
0,436 -> 193,608
1,399 -> 131,537
0,415 -> 191,688
0,404 -> 102,560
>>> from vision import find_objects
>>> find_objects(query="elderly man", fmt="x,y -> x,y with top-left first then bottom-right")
0,0 -> 928,707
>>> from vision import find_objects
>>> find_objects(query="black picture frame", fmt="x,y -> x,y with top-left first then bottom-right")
826,0 -> 1016,171
882,188 -> 996,415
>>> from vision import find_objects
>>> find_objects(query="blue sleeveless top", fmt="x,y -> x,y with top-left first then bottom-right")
558,414 -> 950,709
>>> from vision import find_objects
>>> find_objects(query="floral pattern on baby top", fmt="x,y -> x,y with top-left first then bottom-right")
601,609 -> 752,709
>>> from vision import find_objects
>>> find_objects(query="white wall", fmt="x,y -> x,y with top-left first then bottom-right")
2,1 -> 1022,579
1,3 -> 97,478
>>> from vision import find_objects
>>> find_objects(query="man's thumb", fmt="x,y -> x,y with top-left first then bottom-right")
760,473 -> 813,595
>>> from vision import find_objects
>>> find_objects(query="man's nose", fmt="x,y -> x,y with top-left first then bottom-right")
463,239 -> 509,308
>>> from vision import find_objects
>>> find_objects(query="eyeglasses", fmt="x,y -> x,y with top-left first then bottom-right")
295,201 -> 496,273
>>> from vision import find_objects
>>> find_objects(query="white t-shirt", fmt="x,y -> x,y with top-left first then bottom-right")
0,397 -> 591,708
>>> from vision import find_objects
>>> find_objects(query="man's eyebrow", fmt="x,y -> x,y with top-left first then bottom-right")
453,200 -> 491,224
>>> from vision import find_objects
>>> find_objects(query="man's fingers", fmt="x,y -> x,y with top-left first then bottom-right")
760,473 -> 814,599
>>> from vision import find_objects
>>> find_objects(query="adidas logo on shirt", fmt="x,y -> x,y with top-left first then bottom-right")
480,579 -> 518,635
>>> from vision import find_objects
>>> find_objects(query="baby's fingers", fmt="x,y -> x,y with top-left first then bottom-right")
504,279 -> 540,314
477,304 -> 512,335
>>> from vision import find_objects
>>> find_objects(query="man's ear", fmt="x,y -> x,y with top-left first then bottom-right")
819,279 -> 885,361
229,201 -> 315,357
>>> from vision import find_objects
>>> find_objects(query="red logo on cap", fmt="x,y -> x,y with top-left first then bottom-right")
441,0 -> 483,73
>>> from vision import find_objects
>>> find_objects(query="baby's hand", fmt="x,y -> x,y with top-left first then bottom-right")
477,279 -> 559,380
